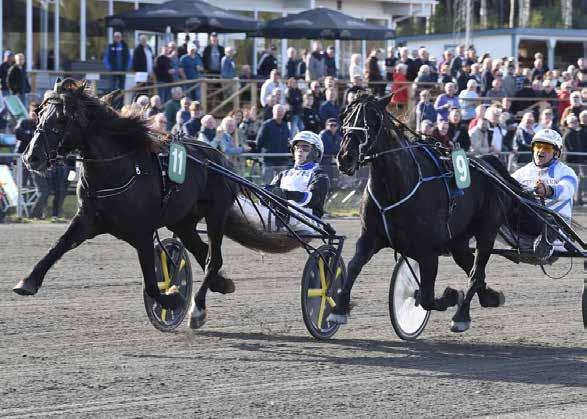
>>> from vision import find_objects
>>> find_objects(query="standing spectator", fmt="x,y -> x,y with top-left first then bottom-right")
502,63 -> 517,98
154,46 -> 174,102
348,54 -> 363,80
514,64 -> 528,92
146,95 -> 163,118
307,41 -> 326,81
197,115 -> 218,147
456,63 -> 473,92
448,108 -> 470,151
301,92 -> 322,134
384,46 -> 398,82
486,106 -> 505,154
166,42 -> 180,80
464,46 -> 477,66
415,90 -> 437,132
310,81 -> 325,112
286,47 -> 299,79
324,45 -> 337,78
202,32 -> 224,75
260,70 -> 286,107
513,112 -> 535,164
560,91 -> 584,124
449,45 -> 465,78
319,118 -> 342,158
175,97 -> 192,132
183,101 -> 203,137
398,47 -> 417,81
179,44 -> 204,101
257,45 -> 278,79
419,119 -> 435,137
366,48 -> 384,97
177,34 -> 191,58
150,113 -> 167,132
530,58 -> 547,81
469,119 -> 492,155
164,87 -> 183,131
540,80 -> 558,117
437,64 -> 454,85
511,78 -> 536,116
562,114 -> 586,205
558,82 -> 573,118
414,47 -> 436,76
239,106 -> 262,150
390,63 -> 409,113
262,94 -> 276,121
131,34 -> 153,74
103,32 -> 130,92
436,50 -> 453,74
221,46 -> 237,80
535,108 -> 557,132
468,104 -> 487,131
14,102 -> 38,187
413,65 -> 436,99
285,77 -> 304,136
256,104 -> 290,183
480,57 -> 494,95
319,88 -> 340,123
486,78 -> 507,101
458,79 -> 479,124
434,82 -> 460,121
7,53 -> 31,105
0,51 -> 14,96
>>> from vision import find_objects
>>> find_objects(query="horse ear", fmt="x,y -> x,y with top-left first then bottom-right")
53,77 -> 62,91
75,81 -> 87,96
376,93 -> 393,110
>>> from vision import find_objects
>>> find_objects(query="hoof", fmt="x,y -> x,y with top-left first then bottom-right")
326,313 -> 348,325
209,277 -> 235,294
188,305 -> 207,329
478,287 -> 506,308
13,278 -> 40,296
450,320 -> 470,333
441,287 -> 461,308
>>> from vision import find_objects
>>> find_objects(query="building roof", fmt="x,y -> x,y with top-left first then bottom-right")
396,27 -> 587,43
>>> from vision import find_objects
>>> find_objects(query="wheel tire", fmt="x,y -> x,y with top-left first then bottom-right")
301,244 -> 346,340
582,267 -> 587,328
144,238 -> 193,332
389,256 -> 431,341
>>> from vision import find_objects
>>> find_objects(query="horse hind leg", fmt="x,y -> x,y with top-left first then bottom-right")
417,253 -> 461,312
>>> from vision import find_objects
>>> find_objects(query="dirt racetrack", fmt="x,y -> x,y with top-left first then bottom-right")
1,218 -> 586,418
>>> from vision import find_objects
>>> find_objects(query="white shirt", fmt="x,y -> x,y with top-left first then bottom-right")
260,80 -> 286,107
143,45 -> 153,74
512,159 -> 578,220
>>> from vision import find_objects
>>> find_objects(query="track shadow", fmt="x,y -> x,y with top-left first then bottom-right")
193,329 -> 587,388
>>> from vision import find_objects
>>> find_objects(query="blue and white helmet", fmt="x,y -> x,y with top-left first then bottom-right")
290,131 -> 324,162
532,128 -> 563,151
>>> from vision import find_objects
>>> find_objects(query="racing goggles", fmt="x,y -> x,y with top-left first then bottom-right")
294,144 -> 312,152
532,142 -> 555,153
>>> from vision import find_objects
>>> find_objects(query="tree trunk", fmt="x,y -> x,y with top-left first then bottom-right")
480,0 -> 488,28
509,0 -> 515,28
561,0 -> 572,28
518,0 -> 530,27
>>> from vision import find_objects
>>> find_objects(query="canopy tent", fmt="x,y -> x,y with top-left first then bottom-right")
105,0 -> 260,33
254,8 -> 394,40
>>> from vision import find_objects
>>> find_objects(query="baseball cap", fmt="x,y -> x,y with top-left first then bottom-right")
326,118 -> 338,125
4,50 -> 13,57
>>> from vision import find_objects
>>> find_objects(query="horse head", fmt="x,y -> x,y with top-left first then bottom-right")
337,94 -> 389,175
23,78 -> 88,174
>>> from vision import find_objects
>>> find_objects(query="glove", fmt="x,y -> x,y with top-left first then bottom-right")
534,180 -> 553,198
268,187 -> 288,200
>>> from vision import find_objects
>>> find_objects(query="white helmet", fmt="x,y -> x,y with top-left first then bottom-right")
531,128 -> 563,151
290,131 -> 324,162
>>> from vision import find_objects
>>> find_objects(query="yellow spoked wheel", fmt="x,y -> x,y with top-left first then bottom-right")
144,238 -> 193,332
301,245 -> 346,340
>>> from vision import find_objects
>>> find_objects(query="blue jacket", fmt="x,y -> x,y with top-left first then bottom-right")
103,41 -> 130,71
319,129 -> 341,157
319,101 -> 340,123
221,56 -> 237,79
256,119 -> 290,165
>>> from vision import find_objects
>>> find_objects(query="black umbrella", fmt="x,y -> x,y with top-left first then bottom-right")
255,7 -> 394,40
105,0 -> 260,33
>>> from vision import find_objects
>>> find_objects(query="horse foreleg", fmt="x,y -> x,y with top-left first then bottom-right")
451,231 -> 497,332
13,211 -> 97,296
328,230 -> 381,324
136,235 -> 184,310
418,253 -> 460,311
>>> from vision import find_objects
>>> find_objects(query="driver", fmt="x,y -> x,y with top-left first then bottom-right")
511,128 -> 578,257
238,131 -> 330,234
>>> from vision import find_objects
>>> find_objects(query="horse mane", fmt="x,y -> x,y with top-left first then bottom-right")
45,79 -> 166,153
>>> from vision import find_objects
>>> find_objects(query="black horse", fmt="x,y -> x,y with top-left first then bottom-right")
14,79 -> 297,328
331,94 -> 527,332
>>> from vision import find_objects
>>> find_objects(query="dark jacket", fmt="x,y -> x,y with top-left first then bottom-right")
104,41 -> 130,71
564,128 -> 587,164
154,54 -> 173,83
319,129 -> 341,157
285,87 -> 303,115
7,65 -> 31,95
182,117 -> 202,138
302,107 -> 322,134
0,61 -> 12,91
15,118 -> 36,153
132,44 -> 153,73
318,101 -> 340,123
256,119 -> 290,166
257,53 -> 278,78
202,44 -> 225,73
324,54 -> 337,77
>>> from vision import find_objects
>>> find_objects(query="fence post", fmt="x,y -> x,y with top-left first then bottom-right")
15,157 -> 23,218
407,83 -> 414,118
233,80 -> 240,111
250,81 -> 258,110
30,73 -> 37,97
201,80 -> 207,113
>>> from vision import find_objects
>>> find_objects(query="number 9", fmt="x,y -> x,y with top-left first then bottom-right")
455,155 -> 467,182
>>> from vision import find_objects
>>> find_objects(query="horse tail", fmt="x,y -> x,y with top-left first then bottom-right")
224,205 -> 303,254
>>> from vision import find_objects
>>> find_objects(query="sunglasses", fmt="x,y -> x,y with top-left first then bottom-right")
533,142 -> 554,153
294,144 -> 312,152
328,123 -> 338,127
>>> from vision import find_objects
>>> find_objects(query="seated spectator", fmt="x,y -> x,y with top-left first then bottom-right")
437,64 -> 454,85
285,77 -> 304,136
146,95 -> 162,118
218,116 -> 248,155
502,63 -> 517,98
260,69 -> 286,107
302,92 -> 322,134
197,115 -> 218,147
319,118 -> 342,159
486,106 -> 506,154
366,48 -> 384,97
239,106 -> 261,151
448,109 -> 470,151
469,119 -> 493,155
256,104 -> 291,183
310,80 -> 325,112
419,119 -> 435,137
14,102 -> 38,187
468,104 -> 487,131
164,87 -> 183,131
415,90 -> 437,132
183,101 -> 203,138
486,78 -> 507,101
558,82 -> 572,118
384,46 -> 398,82
413,64 -> 436,99
540,80 -> 558,116
456,63 -> 473,92
325,45 -> 337,78
390,64 -> 409,112
285,47 -> 299,79
348,53 -> 363,80
434,82 -> 460,121
319,88 -> 340,123
431,119 -> 452,149
263,94 -> 276,121
560,91 -> 584,125
459,79 -> 479,124
535,108 -> 557,132
150,113 -> 167,132
513,112 -> 535,164
174,97 -> 191,132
